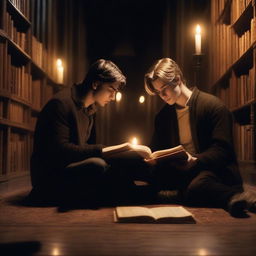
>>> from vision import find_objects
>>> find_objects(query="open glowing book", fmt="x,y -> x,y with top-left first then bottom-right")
103,143 -> 187,162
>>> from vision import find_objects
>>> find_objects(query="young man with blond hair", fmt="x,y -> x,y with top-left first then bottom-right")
144,58 -> 256,216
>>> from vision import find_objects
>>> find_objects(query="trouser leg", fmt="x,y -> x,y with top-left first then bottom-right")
184,170 -> 244,208
60,157 -> 110,203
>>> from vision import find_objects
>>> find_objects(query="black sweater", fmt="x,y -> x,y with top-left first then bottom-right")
150,87 -> 242,186
31,85 -> 103,189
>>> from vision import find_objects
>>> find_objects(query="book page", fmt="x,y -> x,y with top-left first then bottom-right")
116,206 -> 152,218
130,144 -> 152,158
102,142 -> 131,154
150,145 -> 185,159
150,145 -> 184,159
149,206 -> 193,220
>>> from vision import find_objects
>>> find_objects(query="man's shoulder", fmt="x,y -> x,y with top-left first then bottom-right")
40,87 -> 74,113
194,88 -> 226,109
52,87 -> 72,101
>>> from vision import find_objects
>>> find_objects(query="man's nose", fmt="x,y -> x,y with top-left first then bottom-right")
110,92 -> 116,101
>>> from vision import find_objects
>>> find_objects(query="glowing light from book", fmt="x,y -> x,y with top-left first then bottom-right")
131,137 -> 138,145
139,95 -> 145,103
116,92 -> 122,102
195,24 -> 201,54
56,58 -> 64,84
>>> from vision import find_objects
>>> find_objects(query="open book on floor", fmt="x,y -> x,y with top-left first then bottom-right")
103,143 -> 188,162
114,206 -> 196,224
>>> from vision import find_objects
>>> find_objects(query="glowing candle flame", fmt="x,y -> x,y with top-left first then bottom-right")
131,137 -> 138,145
196,24 -> 201,34
56,58 -> 64,84
195,24 -> 202,54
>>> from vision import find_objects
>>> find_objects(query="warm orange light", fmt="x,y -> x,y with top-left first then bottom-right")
195,24 -> 202,54
116,92 -> 122,102
196,24 -> 201,34
56,59 -> 62,67
139,95 -> 145,103
56,58 -> 64,84
131,137 -> 138,145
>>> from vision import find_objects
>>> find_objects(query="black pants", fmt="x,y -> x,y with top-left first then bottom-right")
58,154 -> 154,205
153,164 -> 243,208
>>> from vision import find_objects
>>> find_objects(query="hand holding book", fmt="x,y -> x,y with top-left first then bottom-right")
103,143 -> 188,164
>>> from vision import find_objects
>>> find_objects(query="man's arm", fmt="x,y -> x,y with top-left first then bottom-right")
40,99 -> 103,167
194,105 -> 236,170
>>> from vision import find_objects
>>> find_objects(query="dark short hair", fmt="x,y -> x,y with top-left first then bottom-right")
82,59 -> 126,91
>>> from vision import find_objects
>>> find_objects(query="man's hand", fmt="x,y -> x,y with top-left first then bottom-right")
171,152 -> 198,171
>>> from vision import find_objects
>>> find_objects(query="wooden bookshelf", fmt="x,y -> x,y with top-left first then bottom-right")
0,0 -> 62,181
210,0 -> 256,163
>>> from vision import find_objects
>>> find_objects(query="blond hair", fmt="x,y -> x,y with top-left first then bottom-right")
144,58 -> 185,95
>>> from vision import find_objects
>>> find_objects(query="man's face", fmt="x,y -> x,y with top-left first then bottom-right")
93,82 -> 119,107
151,78 -> 181,105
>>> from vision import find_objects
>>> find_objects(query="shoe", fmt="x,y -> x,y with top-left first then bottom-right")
228,190 -> 256,216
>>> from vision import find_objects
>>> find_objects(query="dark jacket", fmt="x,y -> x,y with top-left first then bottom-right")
150,87 -> 242,186
30,85 -> 103,189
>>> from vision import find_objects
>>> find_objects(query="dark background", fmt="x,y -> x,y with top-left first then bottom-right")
56,0 -> 211,145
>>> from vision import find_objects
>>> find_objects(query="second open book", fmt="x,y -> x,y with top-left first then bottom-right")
103,143 -> 188,162
114,206 -> 196,223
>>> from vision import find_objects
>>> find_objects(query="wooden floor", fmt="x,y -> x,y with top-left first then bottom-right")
0,165 -> 256,256
0,189 -> 256,255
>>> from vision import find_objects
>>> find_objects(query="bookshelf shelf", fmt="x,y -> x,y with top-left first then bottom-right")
211,42 -> 255,88
0,90 -> 31,108
231,99 -> 256,112
31,61 -> 46,79
6,0 -> 30,29
7,36 -> 31,62
0,0 -> 62,180
210,0 -> 256,162
232,1 -> 253,35
0,118 -> 33,132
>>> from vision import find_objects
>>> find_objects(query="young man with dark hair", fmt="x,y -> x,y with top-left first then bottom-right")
30,59 -> 129,206
144,57 -> 256,216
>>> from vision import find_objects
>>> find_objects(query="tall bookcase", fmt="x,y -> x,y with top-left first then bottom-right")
210,0 -> 256,168
0,0 -> 62,182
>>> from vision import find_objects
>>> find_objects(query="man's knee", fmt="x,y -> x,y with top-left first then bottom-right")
66,157 -> 109,177
186,171 -> 219,198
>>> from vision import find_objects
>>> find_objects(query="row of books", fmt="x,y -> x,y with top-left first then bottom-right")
0,98 -> 4,119
31,35 -> 46,69
0,42 -> 32,102
0,129 -> 5,176
9,0 -> 30,19
9,132 -> 31,174
31,80 -> 42,110
216,68 -> 255,109
233,18 -> 256,58
231,0 -> 252,25
211,18 -> 255,83
233,124 -> 255,161
31,36 -> 61,84
9,101 -> 30,124
4,12 -> 29,53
